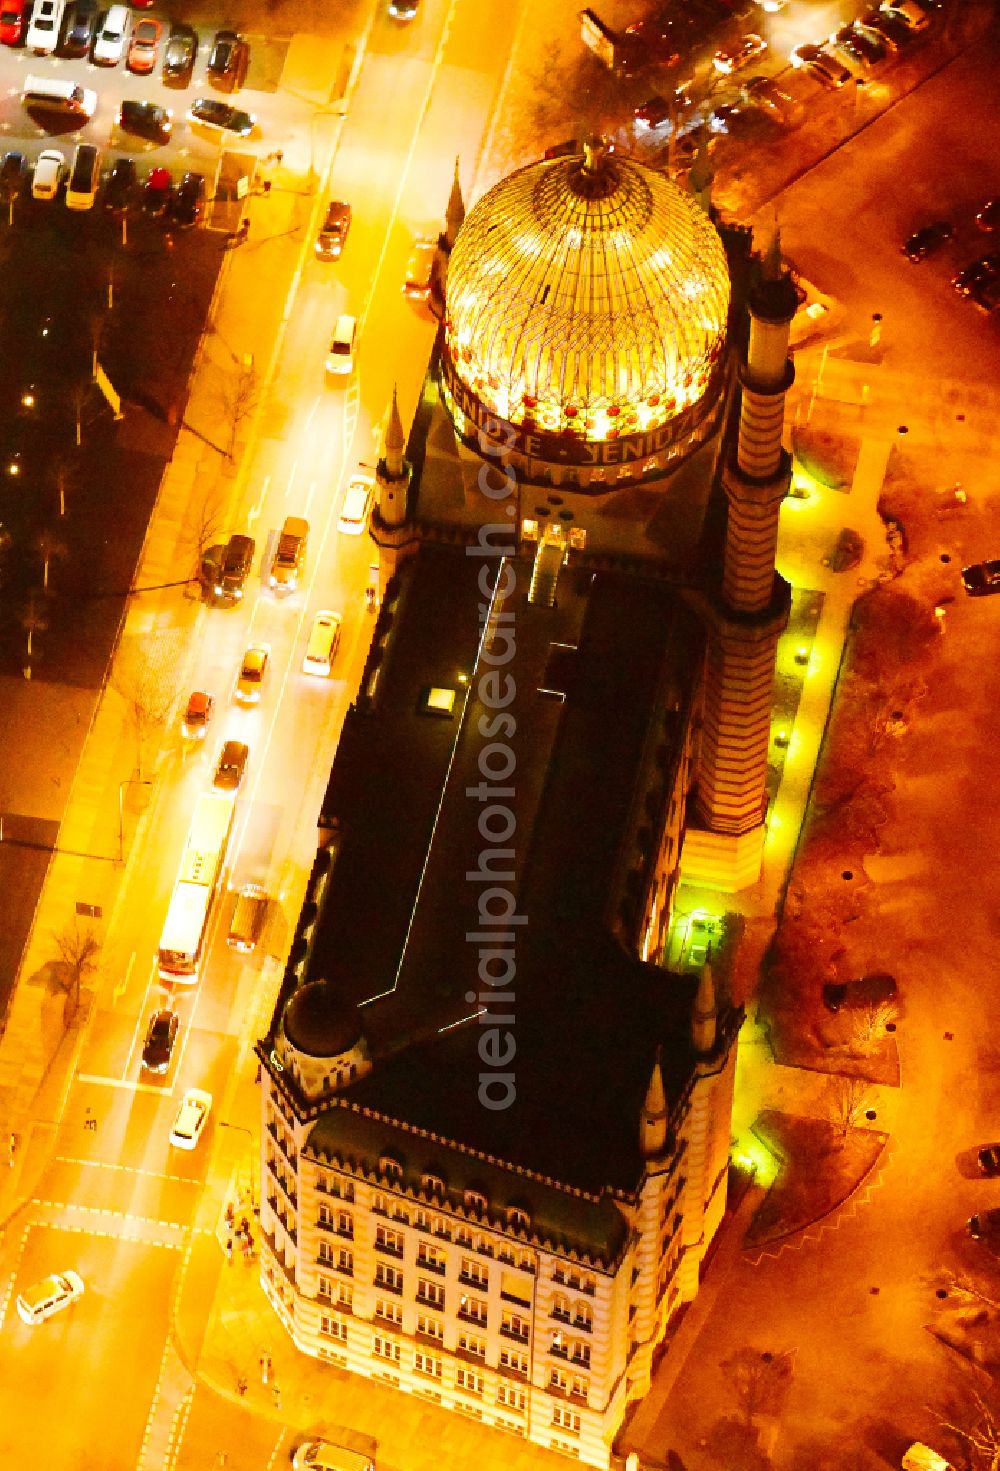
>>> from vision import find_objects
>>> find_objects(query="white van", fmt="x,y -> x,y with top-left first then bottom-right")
303,610 -> 342,677
66,143 -> 100,211
292,1443 -> 374,1471
325,313 -> 357,375
22,75 -> 98,122
337,474 -> 373,536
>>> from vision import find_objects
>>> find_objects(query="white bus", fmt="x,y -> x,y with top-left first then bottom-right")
157,792 -> 235,982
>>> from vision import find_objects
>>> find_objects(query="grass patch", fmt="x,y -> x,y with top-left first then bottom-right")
746,1111 -> 886,1247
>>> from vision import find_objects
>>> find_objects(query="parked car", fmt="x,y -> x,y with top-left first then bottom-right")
961,559 -> 1000,596
844,21 -> 888,61
93,1 -> 128,63
31,149 -> 64,201
169,170 -> 205,228
968,1208 -> 1000,1248
830,24 -> 879,69
968,276 -> 1000,314
713,32 -> 766,74
26,0 -> 64,54
213,739 -> 249,790
214,532 -> 254,601
142,165 -> 171,217
742,75 -> 803,125
634,95 -> 672,131
976,199 -> 1000,233
127,15 -> 160,73
16,1270 -> 84,1325
978,1145 -> 1000,1176
169,1088 -> 212,1150
884,0 -> 931,31
859,6 -> 917,48
902,221 -> 953,261
207,27 -> 244,84
388,0 -> 418,17
181,690 -> 214,738
65,141 -> 100,210
234,644 -> 270,705
822,972 -> 897,1013
62,0 -> 97,55
953,252 -> 1000,296
140,1009 -> 178,1073
0,150 -> 25,195
117,99 -> 173,143
790,42 -> 853,88
314,199 -> 351,260
0,0 -> 26,45
103,155 -> 135,211
162,22 -> 196,82
187,98 -> 256,138
404,239 -> 436,300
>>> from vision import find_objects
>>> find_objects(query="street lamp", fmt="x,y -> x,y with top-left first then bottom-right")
220,1120 -> 258,1213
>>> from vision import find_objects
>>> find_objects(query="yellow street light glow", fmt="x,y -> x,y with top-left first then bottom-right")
21,390 -> 35,409
7,461 -> 20,477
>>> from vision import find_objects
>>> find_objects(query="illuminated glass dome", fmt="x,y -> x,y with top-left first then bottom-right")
443,144 -> 731,451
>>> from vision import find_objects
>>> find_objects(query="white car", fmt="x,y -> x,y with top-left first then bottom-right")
93,2 -> 129,64
303,610 -> 342,677
16,1269 -> 84,1325
26,0 -> 64,54
337,474 -> 373,535
169,1088 -> 212,1150
32,149 -> 65,201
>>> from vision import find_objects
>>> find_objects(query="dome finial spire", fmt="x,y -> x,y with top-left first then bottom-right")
445,157 -> 465,246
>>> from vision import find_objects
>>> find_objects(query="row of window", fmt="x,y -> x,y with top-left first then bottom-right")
308,1172 -> 601,1298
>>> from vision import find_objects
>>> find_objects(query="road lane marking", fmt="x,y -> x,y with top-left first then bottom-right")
77,1072 -> 169,1095
53,1155 -> 203,1184
248,473 -> 271,528
32,1199 -> 211,1236
304,477 -> 317,515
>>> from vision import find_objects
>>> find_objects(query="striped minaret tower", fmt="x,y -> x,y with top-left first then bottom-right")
369,385 -> 418,598
681,229 -> 796,892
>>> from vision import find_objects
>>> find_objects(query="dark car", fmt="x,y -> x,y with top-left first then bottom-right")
141,1009 -> 178,1074
902,221 -> 954,262
169,170 -> 205,227
118,99 -> 173,144
860,6 -> 917,47
388,0 -> 418,16
634,95 -> 672,130
187,98 -> 256,137
315,200 -> 351,260
961,560 -> 1000,596
62,0 -> 97,56
968,276 -> 1000,314
822,972 -> 897,1013
0,150 -> 24,196
162,22 -> 196,82
953,252 -> 1000,296
968,1208 -> 1000,1250
215,532 -> 255,601
845,21 -> 887,61
103,155 -> 135,211
976,199 -> 1000,233
831,25 -> 878,68
213,739 -> 249,791
207,27 -> 244,84
978,1146 -> 1000,1176
142,165 -> 171,216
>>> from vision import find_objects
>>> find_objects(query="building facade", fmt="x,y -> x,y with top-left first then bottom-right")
257,144 -> 798,1466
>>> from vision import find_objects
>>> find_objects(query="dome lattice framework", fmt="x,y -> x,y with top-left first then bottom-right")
443,147 -> 731,452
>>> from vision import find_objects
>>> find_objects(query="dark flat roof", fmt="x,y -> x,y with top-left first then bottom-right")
292,544 -> 708,1199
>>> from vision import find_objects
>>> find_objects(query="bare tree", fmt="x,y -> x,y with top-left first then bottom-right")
112,637 -> 179,778
19,590 -> 49,674
180,481 -> 228,576
222,355 -> 259,461
938,1388 -> 1000,1470
826,1076 -> 874,1142
45,922 -> 101,1029
721,1346 -> 794,1428
847,999 -> 897,1056
36,528 -> 68,593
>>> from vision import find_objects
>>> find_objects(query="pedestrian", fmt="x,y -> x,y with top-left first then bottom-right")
272,1385 -> 281,1410
237,1375 -> 247,1398
7,1131 -> 15,1167
260,1351 -> 270,1384
242,1235 -> 252,1262
225,1202 -> 234,1228
225,1237 -> 234,1265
